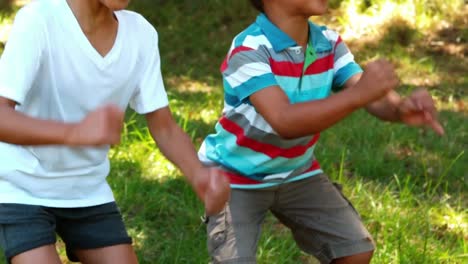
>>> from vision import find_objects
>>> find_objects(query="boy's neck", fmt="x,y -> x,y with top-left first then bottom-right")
263,8 -> 310,49
67,0 -> 116,34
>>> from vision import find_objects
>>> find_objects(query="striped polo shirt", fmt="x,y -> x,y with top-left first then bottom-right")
199,13 -> 362,189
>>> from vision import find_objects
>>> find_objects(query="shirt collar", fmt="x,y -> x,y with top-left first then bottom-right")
255,13 -> 332,53
308,22 -> 333,53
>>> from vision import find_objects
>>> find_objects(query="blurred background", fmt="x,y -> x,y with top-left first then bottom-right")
0,0 -> 466,263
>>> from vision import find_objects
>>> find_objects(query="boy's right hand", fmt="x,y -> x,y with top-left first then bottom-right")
352,59 -> 400,106
64,105 -> 124,146
190,167 -> 231,216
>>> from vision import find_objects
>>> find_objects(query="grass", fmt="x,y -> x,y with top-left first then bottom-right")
0,0 -> 467,263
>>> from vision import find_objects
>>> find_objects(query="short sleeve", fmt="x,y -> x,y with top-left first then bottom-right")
331,36 -> 363,92
222,44 -> 278,101
0,5 -> 45,104
129,28 -> 169,114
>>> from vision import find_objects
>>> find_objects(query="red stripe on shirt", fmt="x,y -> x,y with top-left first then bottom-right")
220,57 -> 228,72
334,36 -> 343,52
224,171 -> 262,184
221,46 -> 255,72
269,58 -> 303,77
304,160 -> 321,173
219,117 -> 320,159
304,54 -> 334,75
229,46 -> 254,59
336,36 -> 343,46
225,160 -> 321,185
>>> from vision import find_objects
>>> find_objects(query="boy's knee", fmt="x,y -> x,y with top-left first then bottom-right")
206,211 -> 259,263
331,250 -> 374,264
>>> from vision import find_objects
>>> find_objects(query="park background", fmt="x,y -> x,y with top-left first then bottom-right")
0,0 -> 466,263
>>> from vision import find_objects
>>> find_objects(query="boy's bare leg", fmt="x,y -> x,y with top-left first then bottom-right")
75,244 -> 138,264
11,245 -> 62,264
332,250 -> 374,264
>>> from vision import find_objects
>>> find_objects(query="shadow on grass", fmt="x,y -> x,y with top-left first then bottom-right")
127,0 -> 257,84
348,15 -> 467,99
0,1 -> 13,12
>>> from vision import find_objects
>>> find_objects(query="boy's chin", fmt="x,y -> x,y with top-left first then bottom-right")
101,0 -> 130,11
109,4 -> 129,11
303,9 -> 328,17
310,6 -> 328,15
299,4 -> 328,17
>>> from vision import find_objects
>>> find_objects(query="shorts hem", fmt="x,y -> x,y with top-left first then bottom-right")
315,237 -> 375,263
66,238 -> 133,262
4,236 -> 56,263
70,237 -> 133,250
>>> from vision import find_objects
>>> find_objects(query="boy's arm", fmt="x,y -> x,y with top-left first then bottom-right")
145,107 -> 230,215
347,74 -> 401,121
0,97 -> 124,146
250,59 -> 399,139
0,6 -> 125,146
344,74 -> 444,135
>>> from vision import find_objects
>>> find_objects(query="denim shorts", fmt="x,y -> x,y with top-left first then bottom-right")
206,174 -> 375,264
0,202 -> 132,263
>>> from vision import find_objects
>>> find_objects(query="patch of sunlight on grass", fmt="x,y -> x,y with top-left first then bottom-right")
338,0 -> 465,41
128,228 -> 147,251
169,100 -> 220,126
345,177 -> 468,263
435,96 -> 468,113
111,145 -> 178,181
55,239 -> 69,264
169,95 -> 221,126
17,0 -> 30,5
0,22 -> 11,43
430,204 -> 468,237
0,13 -> 14,43
435,96 -> 468,114
139,149 -> 177,179
199,108 -> 219,124
0,1 -> 28,43
339,0 -> 411,40
166,76 -> 215,93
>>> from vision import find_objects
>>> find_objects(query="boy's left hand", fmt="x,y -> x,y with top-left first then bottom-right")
397,88 -> 445,135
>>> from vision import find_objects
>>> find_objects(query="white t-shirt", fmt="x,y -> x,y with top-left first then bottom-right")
0,0 -> 169,207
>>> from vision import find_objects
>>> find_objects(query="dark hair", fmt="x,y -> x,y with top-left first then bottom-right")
249,0 -> 264,12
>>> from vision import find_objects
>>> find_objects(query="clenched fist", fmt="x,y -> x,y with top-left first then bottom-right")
64,104 -> 125,146
190,167 -> 231,216
353,59 -> 400,106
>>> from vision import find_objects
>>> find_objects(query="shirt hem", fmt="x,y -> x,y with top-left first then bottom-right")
132,101 -> 169,115
230,169 -> 323,189
0,195 -> 115,208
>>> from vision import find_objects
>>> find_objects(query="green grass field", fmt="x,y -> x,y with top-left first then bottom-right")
0,0 -> 467,263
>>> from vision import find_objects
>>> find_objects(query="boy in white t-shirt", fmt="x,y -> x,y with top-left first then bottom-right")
0,0 -> 230,263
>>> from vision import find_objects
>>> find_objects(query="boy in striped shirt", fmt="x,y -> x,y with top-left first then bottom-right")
199,0 -> 444,263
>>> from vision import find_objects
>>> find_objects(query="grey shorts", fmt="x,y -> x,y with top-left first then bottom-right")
0,202 -> 132,263
206,174 -> 375,264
